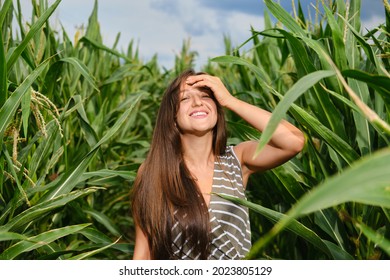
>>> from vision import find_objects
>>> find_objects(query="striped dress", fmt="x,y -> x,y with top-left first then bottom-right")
172,146 -> 252,259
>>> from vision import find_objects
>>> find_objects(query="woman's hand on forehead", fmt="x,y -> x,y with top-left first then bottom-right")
185,74 -> 235,107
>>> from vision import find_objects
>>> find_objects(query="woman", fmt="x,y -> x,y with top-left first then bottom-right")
131,69 -> 304,260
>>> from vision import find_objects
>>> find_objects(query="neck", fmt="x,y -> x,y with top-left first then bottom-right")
181,132 -> 214,168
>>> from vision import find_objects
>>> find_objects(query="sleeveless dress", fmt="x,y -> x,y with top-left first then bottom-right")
171,146 -> 252,259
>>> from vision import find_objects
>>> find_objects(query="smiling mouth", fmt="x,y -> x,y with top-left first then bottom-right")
190,111 -> 208,117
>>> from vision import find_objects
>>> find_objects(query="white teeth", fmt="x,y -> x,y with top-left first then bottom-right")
191,111 -> 207,117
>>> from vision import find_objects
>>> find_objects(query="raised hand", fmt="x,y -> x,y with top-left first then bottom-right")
185,74 -> 235,107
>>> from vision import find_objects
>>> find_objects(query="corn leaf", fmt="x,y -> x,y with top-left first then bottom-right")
355,221 -> 390,255
60,57 -> 99,92
0,231 -> 26,242
83,209 -> 121,237
263,0 -> 306,37
0,59 -> 49,145
289,103 -> 360,164
342,69 -> 390,109
6,0 -> 61,71
267,147 -> 390,245
0,224 -> 90,260
0,28 -> 7,106
215,193 -> 332,259
41,93 -> 144,201
0,188 -> 99,232
68,238 -> 118,260
255,70 -> 336,156
0,0 -> 13,28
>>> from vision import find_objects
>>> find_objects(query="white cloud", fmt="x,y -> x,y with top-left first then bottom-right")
361,15 -> 386,32
18,0 -> 384,70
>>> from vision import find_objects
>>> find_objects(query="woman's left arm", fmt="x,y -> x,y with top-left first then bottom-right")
186,74 -> 305,181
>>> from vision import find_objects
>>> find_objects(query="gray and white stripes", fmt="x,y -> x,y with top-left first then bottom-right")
171,146 -> 251,259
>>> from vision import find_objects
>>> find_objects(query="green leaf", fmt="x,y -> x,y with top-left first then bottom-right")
289,103 -> 360,165
80,36 -> 132,63
289,148 -> 390,215
0,60 -> 49,145
0,188 -> 99,232
79,228 -> 112,244
41,93 -> 144,201
264,148 -> 390,249
322,4 -> 348,70
215,193 -> 332,259
0,0 -> 13,28
314,209 -> 349,250
322,240 -> 354,260
69,238 -> 119,260
0,27 -> 7,106
355,221 -> 390,256
2,144 -> 29,205
342,70 -> 390,109
0,231 -> 26,242
81,169 -> 135,181
28,121 -> 61,181
0,224 -> 90,260
83,209 -> 121,237
6,0 -> 61,71
263,0 -> 307,37
211,55 -> 271,88
60,57 -> 99,91
255,70 -> 336,155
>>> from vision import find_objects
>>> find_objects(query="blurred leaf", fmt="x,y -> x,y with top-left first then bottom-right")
0,0 -> 13,28
322,240 -> 354,259
355,221 -> 390,256
0,231 -> 26,242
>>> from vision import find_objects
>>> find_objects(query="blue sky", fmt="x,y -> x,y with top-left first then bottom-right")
19,0 -> 387,69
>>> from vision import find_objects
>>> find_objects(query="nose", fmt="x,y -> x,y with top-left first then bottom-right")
191,95 -> 203,107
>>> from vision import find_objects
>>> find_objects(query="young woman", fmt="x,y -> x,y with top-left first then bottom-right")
131,69 -> 304,260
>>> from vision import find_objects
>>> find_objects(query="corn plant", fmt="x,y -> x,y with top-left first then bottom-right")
0,0 -> 168,259
208,0 -> 390,259
1,0 -> 389,260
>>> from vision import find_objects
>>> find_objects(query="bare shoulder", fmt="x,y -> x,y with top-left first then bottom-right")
232,141 -> 258,185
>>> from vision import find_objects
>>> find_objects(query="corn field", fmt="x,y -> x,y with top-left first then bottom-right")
0,0 -> 389,260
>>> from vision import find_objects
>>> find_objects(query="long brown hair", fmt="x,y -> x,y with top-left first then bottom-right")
131,69 -> 227,259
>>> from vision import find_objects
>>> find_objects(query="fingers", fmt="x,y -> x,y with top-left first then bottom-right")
185,75 -> 221,90
185,74 -> 233,107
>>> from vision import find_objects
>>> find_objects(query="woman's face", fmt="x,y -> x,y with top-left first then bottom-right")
175,82 -> 218,136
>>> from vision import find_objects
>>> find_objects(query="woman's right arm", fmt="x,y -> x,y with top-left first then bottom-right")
133,225 -> 151,260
